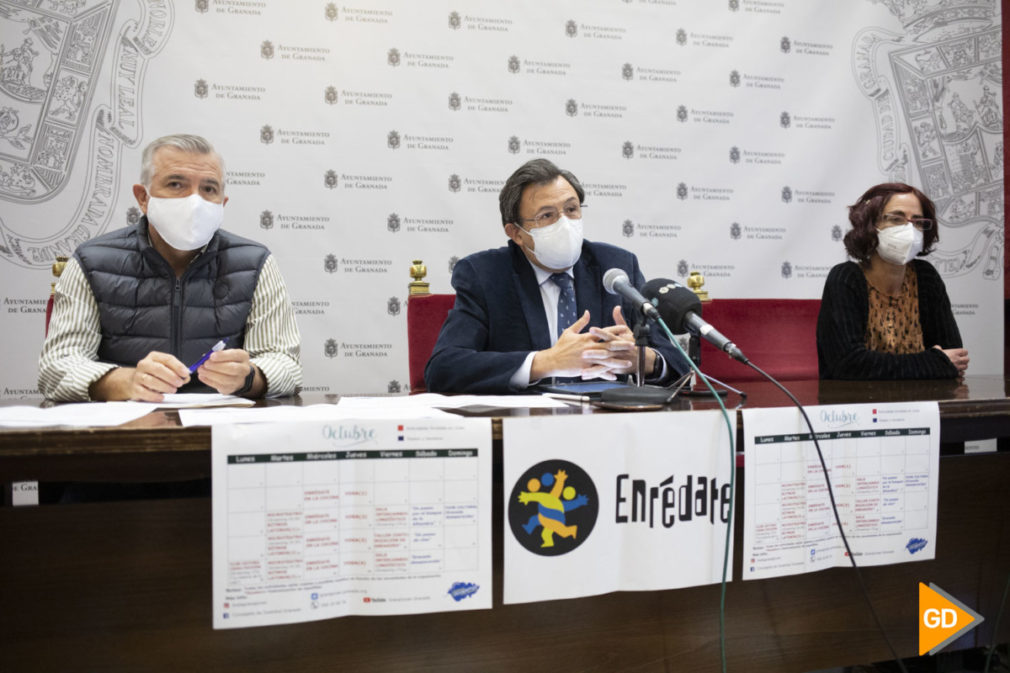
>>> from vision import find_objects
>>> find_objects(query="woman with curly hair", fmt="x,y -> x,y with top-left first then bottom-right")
817,183 -> 969,379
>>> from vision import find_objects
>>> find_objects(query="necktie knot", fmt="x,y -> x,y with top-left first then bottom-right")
550,272 -> 572,289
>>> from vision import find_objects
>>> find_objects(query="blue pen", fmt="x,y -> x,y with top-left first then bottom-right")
189,337 -> 229,373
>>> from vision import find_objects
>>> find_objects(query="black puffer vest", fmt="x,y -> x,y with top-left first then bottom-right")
75,218 -> 268,385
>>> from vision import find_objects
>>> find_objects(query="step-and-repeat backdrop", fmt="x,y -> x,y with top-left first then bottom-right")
0,0 -> 1003,398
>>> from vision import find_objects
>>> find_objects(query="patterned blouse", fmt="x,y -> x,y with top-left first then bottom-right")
864,265 -> 924,354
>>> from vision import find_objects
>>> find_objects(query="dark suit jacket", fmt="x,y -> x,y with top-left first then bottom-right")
424,240 -> 690,393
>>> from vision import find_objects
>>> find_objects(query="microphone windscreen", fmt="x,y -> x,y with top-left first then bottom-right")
602,267 -> 629,295
641,278 -> 702,333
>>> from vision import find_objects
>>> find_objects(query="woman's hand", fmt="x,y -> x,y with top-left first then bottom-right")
935,346 -> 969,376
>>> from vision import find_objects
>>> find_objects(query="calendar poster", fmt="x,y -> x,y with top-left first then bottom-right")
742,403 -> 940,581
211,418 -> 492,629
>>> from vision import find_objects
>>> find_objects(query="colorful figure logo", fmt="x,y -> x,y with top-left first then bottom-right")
508,460 -> 598,556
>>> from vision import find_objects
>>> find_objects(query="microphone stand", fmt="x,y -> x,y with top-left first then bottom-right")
597,312 -> 677,407
683,320 -> 741,399
682,371 -> 745,399
633,322 -> 649,387
688,333 -> 701,369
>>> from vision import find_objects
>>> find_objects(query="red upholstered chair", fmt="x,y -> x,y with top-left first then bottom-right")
697,299 -> 821,383
406,260 -> 455,393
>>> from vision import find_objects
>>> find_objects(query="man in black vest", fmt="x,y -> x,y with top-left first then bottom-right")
39,134 -> 302,401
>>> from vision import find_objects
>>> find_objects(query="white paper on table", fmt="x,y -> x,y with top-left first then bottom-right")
440,394 -> 569,409
361,393 -> 568,410
212,418 -> 493,629
502,412 -> 734,605
0,401 -> 159,428
334,394 -> 452,409
741,402 -> 940,581
149,393 -> 256,409
180,403 -> 456,426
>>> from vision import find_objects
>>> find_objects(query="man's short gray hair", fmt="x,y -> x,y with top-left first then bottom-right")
139,133 -> 225,187
498,158 -> 585,228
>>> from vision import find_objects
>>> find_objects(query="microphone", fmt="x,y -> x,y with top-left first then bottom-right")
599,267 -> 678,407
602,268 -> 659,321
641,278 -> 748,363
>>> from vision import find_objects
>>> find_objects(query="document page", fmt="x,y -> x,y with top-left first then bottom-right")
0,401 -> 157,427
152,393 -> 255,408
742,402 -> 940,581
180,403 -> 456,426
212,418 -> 492,629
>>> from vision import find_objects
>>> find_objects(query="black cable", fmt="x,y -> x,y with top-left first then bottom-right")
746,360 -> 910,673
654,320 -> 737,673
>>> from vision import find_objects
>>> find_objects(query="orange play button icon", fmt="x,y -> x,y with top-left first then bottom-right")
919,582 -> 984,655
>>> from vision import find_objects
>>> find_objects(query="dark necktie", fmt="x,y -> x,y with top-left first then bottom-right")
550,272 -> 577,339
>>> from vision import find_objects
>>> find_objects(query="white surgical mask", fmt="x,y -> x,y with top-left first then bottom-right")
146,192 -> 224,251
875,223 -> 923,265
520,216 -> 584,270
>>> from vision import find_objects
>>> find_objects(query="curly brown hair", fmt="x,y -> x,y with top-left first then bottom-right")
843,183 -> 939,264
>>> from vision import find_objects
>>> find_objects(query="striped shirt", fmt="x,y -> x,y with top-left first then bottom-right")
39,254 -> 302,401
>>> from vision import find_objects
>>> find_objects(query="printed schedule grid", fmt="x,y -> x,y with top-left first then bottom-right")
223,449 -> 481,590
750,428 -> 933,573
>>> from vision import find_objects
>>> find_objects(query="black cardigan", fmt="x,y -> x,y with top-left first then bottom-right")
816,259 -> 962,379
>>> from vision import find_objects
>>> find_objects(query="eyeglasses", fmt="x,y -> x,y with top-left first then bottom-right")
520,203 -> 586,228
879,212 -> 934,231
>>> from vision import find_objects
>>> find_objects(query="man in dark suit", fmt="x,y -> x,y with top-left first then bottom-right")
424,158 -> 689,394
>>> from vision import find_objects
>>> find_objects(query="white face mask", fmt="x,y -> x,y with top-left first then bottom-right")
519,216 -> 584,270
875,223 -> 923,265
146,192 -> 224,251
